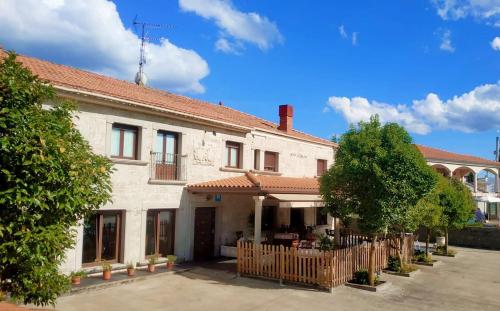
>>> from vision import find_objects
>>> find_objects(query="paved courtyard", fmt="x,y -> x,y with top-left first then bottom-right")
51,247 -> 500,311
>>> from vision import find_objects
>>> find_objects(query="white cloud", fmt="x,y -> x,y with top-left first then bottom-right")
491,36 -> 500,50
439,29 -> 456,52
214,37 -> 243,54
338,24 -> 358,46
0,0 -> 209,93
352,32 -> 358,46
326,81 -> 500,134
179,0 -> 283,53
339,25 -> 348,38
431,0 -> 500,26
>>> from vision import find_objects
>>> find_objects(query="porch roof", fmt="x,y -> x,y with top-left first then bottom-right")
186,172 -> 320,195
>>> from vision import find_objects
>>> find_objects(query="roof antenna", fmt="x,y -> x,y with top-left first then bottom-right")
132,15 -> 173,86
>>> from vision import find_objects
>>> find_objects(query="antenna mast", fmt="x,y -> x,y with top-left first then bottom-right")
132,16 -> 172,86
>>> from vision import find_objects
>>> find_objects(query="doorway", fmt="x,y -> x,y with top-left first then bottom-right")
193,207 -> 216,261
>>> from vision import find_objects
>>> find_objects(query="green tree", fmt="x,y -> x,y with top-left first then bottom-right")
439,177 -> 475,254
0,53 -> 113,306
320,116 -> 436,285
415,177 -> 445,256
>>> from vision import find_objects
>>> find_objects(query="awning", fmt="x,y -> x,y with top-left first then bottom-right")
268,193 -> 324,208
475,196 -> 500,203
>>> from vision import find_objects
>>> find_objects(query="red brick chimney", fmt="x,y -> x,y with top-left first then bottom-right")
278,104 -> 293,132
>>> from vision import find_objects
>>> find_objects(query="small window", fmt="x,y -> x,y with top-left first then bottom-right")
225,141 -> 241,168
111,124 -> 138,159
254,149 -> 260,170
316,207 -> 328,226
264,151 -> 278,172
317,159 -> 328,176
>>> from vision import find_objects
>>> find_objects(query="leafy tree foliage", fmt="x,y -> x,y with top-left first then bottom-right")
320,116 -> 437,285
0,53 -> 113,306
439,177 -> 475,253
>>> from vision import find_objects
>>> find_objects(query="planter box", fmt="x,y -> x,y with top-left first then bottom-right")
414,260 -> 439,267
383,269 -> 419,277
345,281 -> 389,292
432,252 -> 456,257
220,245 -> 237,258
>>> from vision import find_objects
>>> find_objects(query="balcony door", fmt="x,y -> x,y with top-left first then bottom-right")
154,131 -> 178,180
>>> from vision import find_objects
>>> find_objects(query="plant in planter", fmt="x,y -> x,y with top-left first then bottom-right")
147,256 -> 157,272
70,270 -> 86,285
352,269 -> 380,285
126,262 -> 136,277
434,245 -> 456,257
101,262 -> 112,280
412,250 -> 433,264
387,255 -> 401,272
166,255 -> 177,270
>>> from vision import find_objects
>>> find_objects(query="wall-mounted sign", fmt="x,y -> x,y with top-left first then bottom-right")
214,194 -> 222,202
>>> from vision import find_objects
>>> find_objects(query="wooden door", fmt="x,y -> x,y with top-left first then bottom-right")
193,207 -> 215,261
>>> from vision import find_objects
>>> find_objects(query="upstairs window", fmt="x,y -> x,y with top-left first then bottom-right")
254,149 -> 260,170
225,141 -> 241,168
111,124 -> 138,159
264,151 -> 278,172
317,159 -> 328,176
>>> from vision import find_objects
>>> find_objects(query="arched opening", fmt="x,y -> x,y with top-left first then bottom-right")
431,164 -> 451,177
476,169 -> 498,193
452,166 -> 475,191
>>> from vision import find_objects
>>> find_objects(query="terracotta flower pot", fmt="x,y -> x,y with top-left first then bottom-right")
102,270 -> 111,280
147,264 -> 155,272
166,262 -> 174,270
127,268 -> 135,277
71,276 -> 81,285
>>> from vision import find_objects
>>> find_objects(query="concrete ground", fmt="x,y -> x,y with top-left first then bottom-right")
51,247 -> 500,311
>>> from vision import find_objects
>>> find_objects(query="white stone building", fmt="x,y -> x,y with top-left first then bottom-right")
10,52 -> 337,272
417,145 -> 500,224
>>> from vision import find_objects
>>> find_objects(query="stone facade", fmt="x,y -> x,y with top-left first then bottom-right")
59,93 -> 335,273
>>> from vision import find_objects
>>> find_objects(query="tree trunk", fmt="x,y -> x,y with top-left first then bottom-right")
425,228 -> 430,257
368,235 -> 378,286
397,232 -> 404,269
334,218 -> 341,247
445,228 -> 449,255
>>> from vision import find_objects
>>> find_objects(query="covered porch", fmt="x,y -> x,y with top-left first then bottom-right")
187,172 -> 338,258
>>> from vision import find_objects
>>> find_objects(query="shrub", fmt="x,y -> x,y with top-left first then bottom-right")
387,255 -> 401,272
352,269 -> 379,285
317,234 -> 335,251
435,246 -> 456,256
126,262 -> 135,269
167,255 -> 177,263
70,270 -> 86,278
101,262 -> 112,272
148,255 -> 158,265
413,250 -> 432,263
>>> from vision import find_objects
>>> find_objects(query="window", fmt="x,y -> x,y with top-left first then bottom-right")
264,151 -> 278,172
316,207 -> 328,226
317,159 -> 328,176
254,149 -> 260,170
153,131 -> 179,180
145,210 -> 176,257
82,211 -> 122,264
225,141 -> 241,168
111,124 -> 138,159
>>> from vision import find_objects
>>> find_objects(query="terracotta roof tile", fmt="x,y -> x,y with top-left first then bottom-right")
187,172 -> 319,194
1,50 -> 335,147
417,145 -> 500,167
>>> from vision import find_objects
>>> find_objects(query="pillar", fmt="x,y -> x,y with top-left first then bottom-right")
473,173 -> 478,193
253,196 -> 264,244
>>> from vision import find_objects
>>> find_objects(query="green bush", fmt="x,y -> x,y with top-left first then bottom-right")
413,250 -> 433,263
387,255 -> 401,272
352,269 -> 379,285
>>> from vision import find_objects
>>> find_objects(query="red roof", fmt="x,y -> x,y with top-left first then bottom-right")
187,172 -> 320,194
1,50 -> 335,147
417,145 -> 500,167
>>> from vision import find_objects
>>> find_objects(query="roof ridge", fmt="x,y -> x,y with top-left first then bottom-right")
417,144 -> 499,166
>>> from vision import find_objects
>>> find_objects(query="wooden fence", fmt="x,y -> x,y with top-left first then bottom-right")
237,236 -> 413,289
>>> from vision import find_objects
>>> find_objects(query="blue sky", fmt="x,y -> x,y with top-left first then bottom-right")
1,0 -> 499,159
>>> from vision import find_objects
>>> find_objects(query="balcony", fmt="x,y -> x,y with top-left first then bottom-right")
149,152 -> 186,183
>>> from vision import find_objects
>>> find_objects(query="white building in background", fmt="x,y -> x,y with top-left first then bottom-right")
5,51 -> 337,272
417,145 -> 500,223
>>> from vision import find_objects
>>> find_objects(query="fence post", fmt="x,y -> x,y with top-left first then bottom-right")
236,240 -> 241,278
280,245 -> 284,286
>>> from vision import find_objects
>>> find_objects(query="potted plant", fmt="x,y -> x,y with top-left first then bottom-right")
102,262 -> 112,280
70,270 -> 86,285
147,255 -> 157,272
166,255 -> 177,270
127,262 -> 136,277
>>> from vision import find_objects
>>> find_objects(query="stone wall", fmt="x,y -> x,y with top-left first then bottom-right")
448,227 -> 500,250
